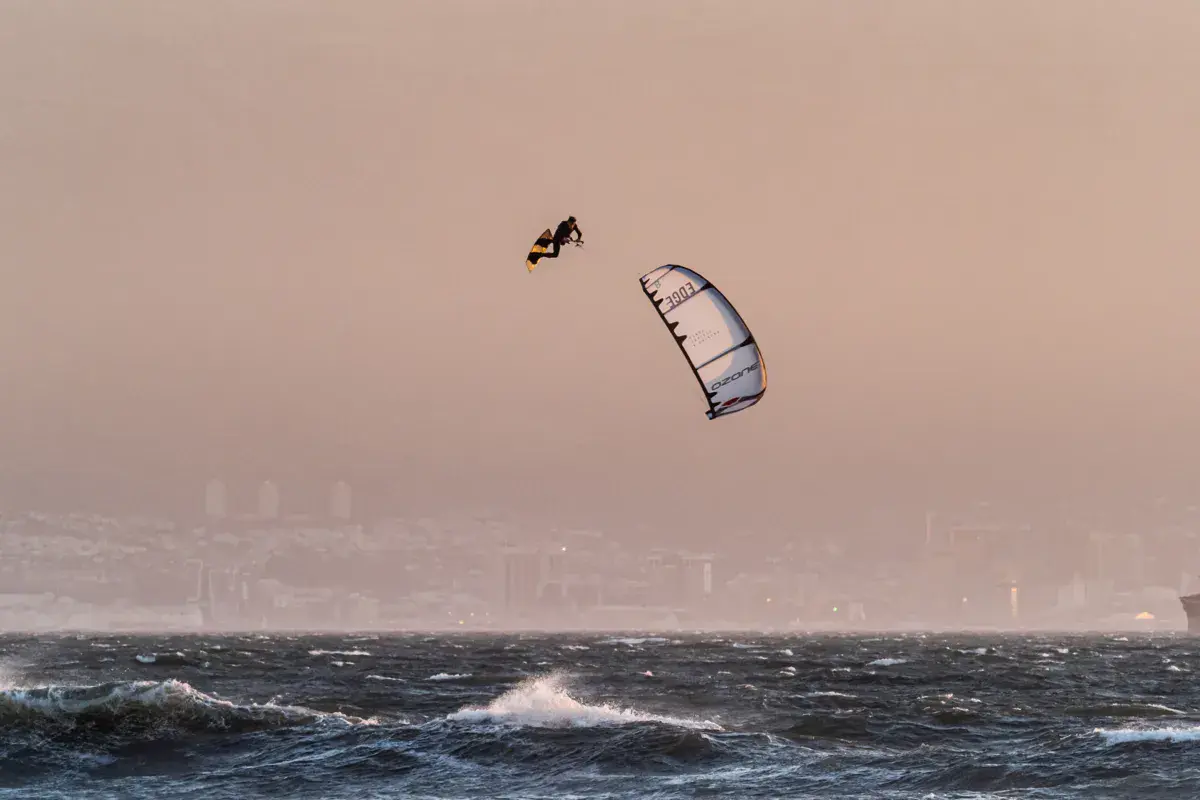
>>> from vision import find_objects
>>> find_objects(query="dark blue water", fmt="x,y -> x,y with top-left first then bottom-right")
1,632 -> 1196,798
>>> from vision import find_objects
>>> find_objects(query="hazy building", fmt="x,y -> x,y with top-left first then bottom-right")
538,545 -> 567,605
681,553 -> 714,605
1086,531 -> 1145,592
502,546 -> 541,611
644,549 -> 675,606
258,480 -> 281,520
924,520 -> 1030,624
330,480 -> 352,521
205,479 -> 227,519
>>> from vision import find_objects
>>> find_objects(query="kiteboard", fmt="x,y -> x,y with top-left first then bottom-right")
526,228 -> 554,272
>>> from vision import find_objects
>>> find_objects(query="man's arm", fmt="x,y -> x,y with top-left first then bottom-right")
573,225 -> 584,242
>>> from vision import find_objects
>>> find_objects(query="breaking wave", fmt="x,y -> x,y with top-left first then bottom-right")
0,678 -> 368,737
445,673 -> 722,730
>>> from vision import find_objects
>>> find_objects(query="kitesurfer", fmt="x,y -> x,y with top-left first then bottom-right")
541,216 -> 583,259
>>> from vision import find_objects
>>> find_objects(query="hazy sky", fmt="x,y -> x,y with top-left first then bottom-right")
2,1 -> 1200,527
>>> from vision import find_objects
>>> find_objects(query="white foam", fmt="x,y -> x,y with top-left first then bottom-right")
428,673 -> 472,681
0,664 -> 24,691
446,673 -> 721,731
308,650 -> 371,657
1095,725 -> 1200,744
868,658 -> 908,667
365,675 -> 405,683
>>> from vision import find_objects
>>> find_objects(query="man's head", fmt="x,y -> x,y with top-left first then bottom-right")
567,216 -> 576,224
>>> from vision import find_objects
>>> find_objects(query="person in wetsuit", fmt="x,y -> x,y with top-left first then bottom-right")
541,216 -> 583,259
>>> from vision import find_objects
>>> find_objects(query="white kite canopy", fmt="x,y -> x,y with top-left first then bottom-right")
639,265 -> 767,420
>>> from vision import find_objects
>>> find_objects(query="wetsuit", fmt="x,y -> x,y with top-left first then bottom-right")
543,219 -> 583,259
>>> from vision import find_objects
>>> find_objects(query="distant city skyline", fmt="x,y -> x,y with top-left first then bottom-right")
0,497 -> 1195,633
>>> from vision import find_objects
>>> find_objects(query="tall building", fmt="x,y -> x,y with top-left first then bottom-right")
330,480 -> 352,521
205,479 -> 228,519
681,553 -> 714,605
540,546 -> 566,604
501,545 -> 541,611
923,517 -> 1030,624
258,480 -> 280,519
1086,531 -> 1145,591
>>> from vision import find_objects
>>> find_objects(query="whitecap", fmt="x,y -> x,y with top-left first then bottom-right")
445,673 -> 721,731
1095,725 -> 1200,744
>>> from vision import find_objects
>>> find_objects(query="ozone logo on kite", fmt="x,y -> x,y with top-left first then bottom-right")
710,362 -> 760,392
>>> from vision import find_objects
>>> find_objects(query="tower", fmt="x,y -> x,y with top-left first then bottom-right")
258,480 -> 280,519
205,479 -> 227,519
330,480 -> 352,521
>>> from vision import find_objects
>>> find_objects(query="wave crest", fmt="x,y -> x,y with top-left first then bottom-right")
0,679 -> 368,737
445,673 -> 722,731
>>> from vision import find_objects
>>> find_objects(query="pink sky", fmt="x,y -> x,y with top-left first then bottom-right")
2,1 -> 1199,525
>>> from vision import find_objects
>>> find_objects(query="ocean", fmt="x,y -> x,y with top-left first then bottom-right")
0,632 -> 1195,798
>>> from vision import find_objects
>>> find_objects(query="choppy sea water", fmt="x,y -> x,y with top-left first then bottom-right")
1,632 -> 1198,798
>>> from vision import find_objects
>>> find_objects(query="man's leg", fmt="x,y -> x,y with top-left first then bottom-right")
541,238 -> 562,259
